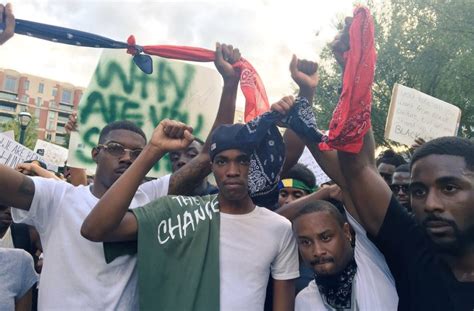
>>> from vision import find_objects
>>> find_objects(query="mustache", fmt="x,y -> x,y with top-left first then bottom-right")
422,214 -> 457,228
310,256 -> 334,265
116,164 -> 131,170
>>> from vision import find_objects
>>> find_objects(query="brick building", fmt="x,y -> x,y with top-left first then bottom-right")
0,68 -> 84,146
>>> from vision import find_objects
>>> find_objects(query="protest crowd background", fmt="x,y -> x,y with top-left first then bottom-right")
0,1 -> 473,310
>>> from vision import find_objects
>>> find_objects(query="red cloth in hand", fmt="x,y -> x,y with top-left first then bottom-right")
127,36 -> 269,122
319,6 -> 376,153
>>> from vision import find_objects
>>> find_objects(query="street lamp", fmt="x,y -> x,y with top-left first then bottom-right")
18,111 -> 32,145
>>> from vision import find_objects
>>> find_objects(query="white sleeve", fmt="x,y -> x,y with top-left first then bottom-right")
345,208 -> 395,280
138,174 -> 171,201
295,283 -> 323,311
346,209 -> 387,266
11,177 -> 68,236
271,221 -> 300,280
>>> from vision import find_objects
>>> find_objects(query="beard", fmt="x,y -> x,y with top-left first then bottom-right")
423,216 -> 474,255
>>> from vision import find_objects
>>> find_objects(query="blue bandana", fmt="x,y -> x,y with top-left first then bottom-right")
2,19 -> 152,74
228,96 -> 322,207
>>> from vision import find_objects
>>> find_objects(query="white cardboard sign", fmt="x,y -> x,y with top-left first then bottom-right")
0,133 -> 57,171
298,147 -> 331,186
385,84 -> 461,146
1,130 -> 14,140
68,50 -> 222,177
34,139 -> 69,167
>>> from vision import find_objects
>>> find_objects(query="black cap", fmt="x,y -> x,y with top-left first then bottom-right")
210,124 -> 251,161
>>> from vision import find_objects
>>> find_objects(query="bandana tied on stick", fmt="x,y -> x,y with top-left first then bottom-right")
5,19 -> 270,122
127,36 -> 269,122
319,6 -> 376,153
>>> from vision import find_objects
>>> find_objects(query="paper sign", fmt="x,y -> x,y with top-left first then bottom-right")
385,84 -> 461,146
68,50 -> 222,177
1,130 -> 14,140
298,147 -> 331,186
0,133 -> 57,171
34,139 -> 69,167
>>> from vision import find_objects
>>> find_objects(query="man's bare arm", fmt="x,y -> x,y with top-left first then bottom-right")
0,3 -> 15,45
16,162 -> 60,180
338,130 -> 392,236
15,287 -> 33,311
280,55 -> 318,175
274,94 -> 361,221
276,186 -> 333,220
273,279 -> 295,311
168,43 -> 240,195
67,167 -> 88,186
94,212 -> 139,242
0,165 -> 35,211
81,120 -> 194,242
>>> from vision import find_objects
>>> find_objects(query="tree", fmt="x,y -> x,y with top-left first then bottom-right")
0,117 -> 38,149
314,0 -> 474,146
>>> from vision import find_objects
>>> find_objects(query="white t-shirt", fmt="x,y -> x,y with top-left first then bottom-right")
220,206 -> 299,311
11,175 -> 170,310
0,248 -> 38,311
295,211 -> 398,311
0,226 -> 14,248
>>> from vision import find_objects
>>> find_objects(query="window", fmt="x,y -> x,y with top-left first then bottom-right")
48,111 -> 56,119
61,89 -> 72,104
47,120 -> 55,130
38,83 -> 44,94
4,76 -> 17,93
36,97 -> 43,107
56,124 -> 66,133
35,108 -> 41,118
46,133 -> 52,141
52,87 -> 58,97
55,135 -> 66,145
24,80 -> 30,90
0,103 -> 16,112
21,94 -> 29,103
59,103 -> 73,111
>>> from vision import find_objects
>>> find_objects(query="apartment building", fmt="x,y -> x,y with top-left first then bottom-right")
0,68 -> 84,146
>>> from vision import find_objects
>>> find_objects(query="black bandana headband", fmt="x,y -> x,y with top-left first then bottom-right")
227,96 -> 322,207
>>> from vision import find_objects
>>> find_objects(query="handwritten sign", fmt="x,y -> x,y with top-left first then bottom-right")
34,139 -> 69,167
1,130 -> 14,140
385,84 -> 461,146
0,133 -> 57,171
298,147 -> 331,186
68,50 -> 222,177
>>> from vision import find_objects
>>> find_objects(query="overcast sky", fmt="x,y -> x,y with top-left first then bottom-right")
0,0 -> 361,105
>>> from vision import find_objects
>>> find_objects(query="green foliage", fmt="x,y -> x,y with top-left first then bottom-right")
0,117 -> 38,149
314,0 -> 473,146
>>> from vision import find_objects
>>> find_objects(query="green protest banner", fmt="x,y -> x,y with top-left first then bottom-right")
68,50 -> 222,177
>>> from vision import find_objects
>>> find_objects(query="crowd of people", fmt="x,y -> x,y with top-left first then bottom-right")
1,3 -> 473,311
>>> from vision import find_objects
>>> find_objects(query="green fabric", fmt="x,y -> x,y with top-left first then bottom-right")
280,178 -> 317,193
104,194 -> 220,311
103,240 -> 137,264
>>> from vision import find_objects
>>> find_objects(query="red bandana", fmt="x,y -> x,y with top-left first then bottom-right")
319,6 -> 376,153
127,37 -> 270,122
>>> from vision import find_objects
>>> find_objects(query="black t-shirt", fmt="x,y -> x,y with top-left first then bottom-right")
370,196 -> 474,311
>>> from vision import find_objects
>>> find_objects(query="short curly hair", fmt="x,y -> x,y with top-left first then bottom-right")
98,120 -> 147,144
376,149 -> 406,167
411,136 -> 474,171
